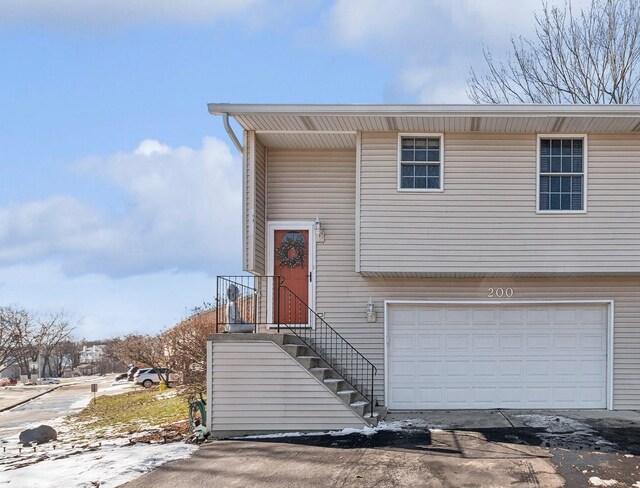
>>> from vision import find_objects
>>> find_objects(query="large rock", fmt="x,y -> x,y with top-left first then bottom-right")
19,425 -> 57,447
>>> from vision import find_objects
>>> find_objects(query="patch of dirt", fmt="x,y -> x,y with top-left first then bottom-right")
129,421 -> 190,444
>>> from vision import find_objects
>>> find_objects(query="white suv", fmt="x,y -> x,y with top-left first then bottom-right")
134,368 -> 169,388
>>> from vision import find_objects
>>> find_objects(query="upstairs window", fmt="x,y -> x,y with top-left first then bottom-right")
399,135 -> 443,191
538,136 -> 586,212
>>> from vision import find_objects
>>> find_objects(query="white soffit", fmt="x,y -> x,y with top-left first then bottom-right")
208,104 -> 640,148
257,132 -> 357,149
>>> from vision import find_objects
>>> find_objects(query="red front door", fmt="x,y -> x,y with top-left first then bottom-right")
273,229 -> 309,325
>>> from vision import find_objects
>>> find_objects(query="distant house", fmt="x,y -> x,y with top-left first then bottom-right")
79,345 -> 105,364
206,103 -> 640,436
0,359 -> 20,379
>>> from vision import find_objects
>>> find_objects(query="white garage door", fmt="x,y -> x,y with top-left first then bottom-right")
387,303 -> 608,409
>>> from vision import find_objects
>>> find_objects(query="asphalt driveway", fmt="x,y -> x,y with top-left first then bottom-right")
124,410 -> 640,488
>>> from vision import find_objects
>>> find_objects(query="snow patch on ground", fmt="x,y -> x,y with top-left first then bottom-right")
0,377 -> 194,487
588,477 -> 620,487
513,414 -> 616,449
99,381 -> 139,395
155,390 -> 178,400
0,440 -> 197,487
235,418 -> 442,440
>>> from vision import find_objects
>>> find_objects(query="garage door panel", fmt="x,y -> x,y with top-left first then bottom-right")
417,387 -> 442,406
499,334 -> 524,351
471,334 -> 497,350
473,360 -> 497,376
418,334 -> 442,349
498,360 -> 524,377
387,303 -> 608,409
392,334 -> 415,350
581,386 -> 605,402
526,360 -> 551,376
582,307 -> 608,324
418,309 -> 442,323
554,333 -> 578,350
526,334 -> 551,351
390,360 -> 414,377
417,360 -> 442,376
445,334 -> 469,351
444,309 -> 470,326
472,308 -> 498,324
581,359 -> 605,376
581,333 -> 605,350
389,309 -> 415,324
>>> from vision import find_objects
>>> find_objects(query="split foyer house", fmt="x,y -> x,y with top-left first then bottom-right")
206,104 -> 640,436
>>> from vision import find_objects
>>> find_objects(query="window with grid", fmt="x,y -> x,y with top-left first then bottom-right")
399,136 -> 442,190
539,138 -> 585,211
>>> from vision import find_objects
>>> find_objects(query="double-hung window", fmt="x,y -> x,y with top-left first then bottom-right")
538,136 -> 586,212
399,134 -> 443,191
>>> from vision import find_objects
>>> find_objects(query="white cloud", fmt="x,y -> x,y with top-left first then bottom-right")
328,0 -> 593,103
0,136 -> 242,278
0,263 -> 217,338
0,0 -> 285,29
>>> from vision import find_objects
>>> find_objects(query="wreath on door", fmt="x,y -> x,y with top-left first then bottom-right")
275,232 -> 306,268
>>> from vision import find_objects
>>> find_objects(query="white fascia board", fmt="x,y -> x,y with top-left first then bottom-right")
208,103 -> 640,118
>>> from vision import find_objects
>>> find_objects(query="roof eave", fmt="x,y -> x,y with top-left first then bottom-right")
207,103 -> 640,118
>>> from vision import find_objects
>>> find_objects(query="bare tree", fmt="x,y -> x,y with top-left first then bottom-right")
109,334 -> 172,386
50,339 -> 83,377
164,305 -> 216,399
0,307 -> 19,371
38,311 -> 75,377
468,0 -> 640,104
3,306 -> 38,379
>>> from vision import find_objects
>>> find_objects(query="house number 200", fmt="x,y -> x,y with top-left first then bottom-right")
488,288 -> 513,298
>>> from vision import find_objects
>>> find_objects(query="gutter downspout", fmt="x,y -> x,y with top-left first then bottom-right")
223,113 -> 243,154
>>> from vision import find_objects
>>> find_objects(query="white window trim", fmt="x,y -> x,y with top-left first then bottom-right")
536,134 -> 588,214
397,132 -> 445,192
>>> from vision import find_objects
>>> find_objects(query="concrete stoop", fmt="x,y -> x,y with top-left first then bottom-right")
280,334 -> 386,427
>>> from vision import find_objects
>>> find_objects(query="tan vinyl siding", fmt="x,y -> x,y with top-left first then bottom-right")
360,132 -> 640,275
254,136 -> 266,274
209,341 -> 366,434
243,131 -> 267,274
242,130 -> 250,271
267,148 -> 640,409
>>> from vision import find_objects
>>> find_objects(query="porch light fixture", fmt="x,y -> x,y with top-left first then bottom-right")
315,216 -> 325,243
366,297 -> 377,323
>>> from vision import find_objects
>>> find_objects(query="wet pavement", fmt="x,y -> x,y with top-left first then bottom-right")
240,412 -> 640,487
125,427 -> 563,488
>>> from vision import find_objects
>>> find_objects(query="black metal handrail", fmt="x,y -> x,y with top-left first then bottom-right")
215,275 -> 377,416
277,280 -> 377,415
215,275 -> 260,333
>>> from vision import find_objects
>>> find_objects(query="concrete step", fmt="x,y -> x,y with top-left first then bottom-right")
323,378 -> 347,393
283,334 -> 304,345
363,410 -> 379,427
296,356 -> 320,369
337,389 -> 357,405
310,367 -> 332,381
349,400 -> 368,417
281,344 -> 304,357
374,405 -> 388,421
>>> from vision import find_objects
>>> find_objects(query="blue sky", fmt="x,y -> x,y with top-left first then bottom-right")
0,0 -> 578,339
